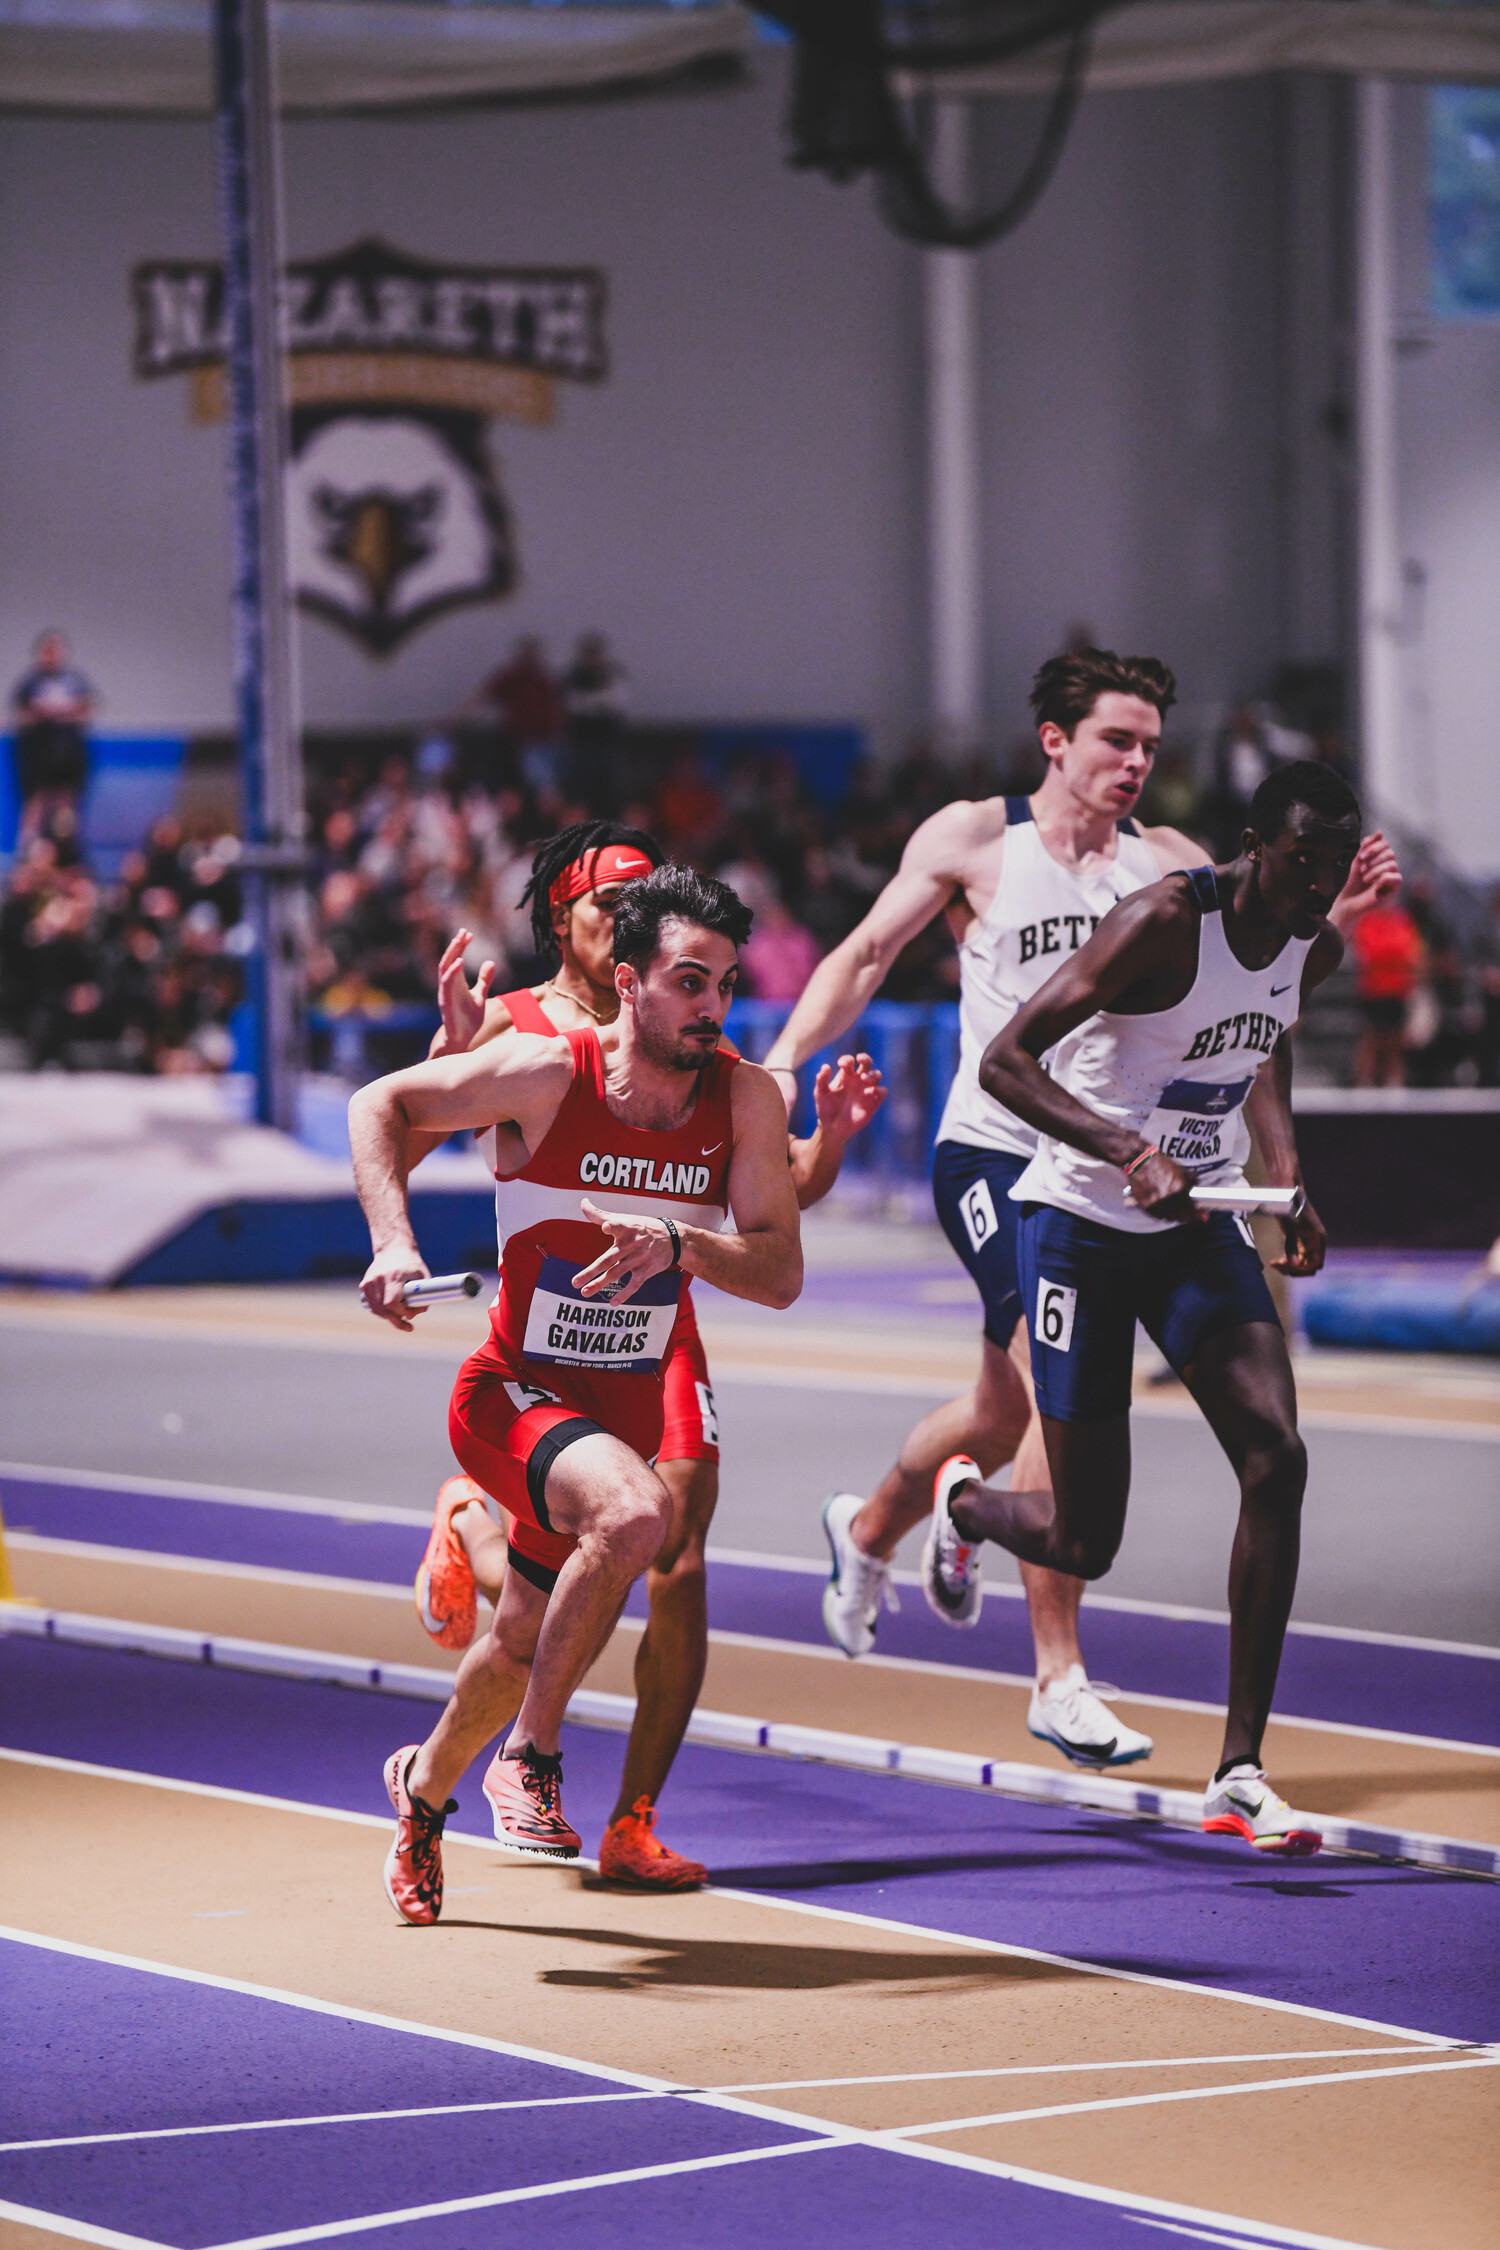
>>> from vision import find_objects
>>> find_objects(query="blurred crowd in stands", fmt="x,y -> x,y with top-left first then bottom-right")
5,629 -> 1500,1088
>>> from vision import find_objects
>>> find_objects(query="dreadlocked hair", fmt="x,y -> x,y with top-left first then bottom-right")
519,819 -> 663,962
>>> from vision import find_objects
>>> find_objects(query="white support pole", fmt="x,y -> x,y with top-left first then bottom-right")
1354,74 -> 1405,827
923,101 -> 984,753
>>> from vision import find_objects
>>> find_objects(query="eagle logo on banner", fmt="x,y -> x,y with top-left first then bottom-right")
132,239 -> 608,655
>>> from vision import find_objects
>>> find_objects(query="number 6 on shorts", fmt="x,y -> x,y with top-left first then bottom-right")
1036,1276 -> 1077,1353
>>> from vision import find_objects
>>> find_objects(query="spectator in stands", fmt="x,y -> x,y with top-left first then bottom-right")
562,631 -> 630,809
10,630 -> 93,836
1352,896 -> 1424,1087
739,892 -> 821,1002
457,636 -> 564,802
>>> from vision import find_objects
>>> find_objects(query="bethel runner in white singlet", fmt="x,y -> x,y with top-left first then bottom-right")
1012,865 -> 1317,1235
938,799 -> 1160,1158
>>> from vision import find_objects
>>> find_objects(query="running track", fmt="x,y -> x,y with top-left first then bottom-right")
4,1637 -> 1497,2044
5,1469 -> 1496,1744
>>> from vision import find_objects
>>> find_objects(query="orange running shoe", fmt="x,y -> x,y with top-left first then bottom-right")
414,1474 -> 487,1650
382,1745 -> 457,1925
599,1797 -> 707,1890
482,1744 -> 581,1860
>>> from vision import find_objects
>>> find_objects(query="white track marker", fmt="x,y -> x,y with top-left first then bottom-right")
887,2052 -> 1500,2138
202,2139 -> 845,2250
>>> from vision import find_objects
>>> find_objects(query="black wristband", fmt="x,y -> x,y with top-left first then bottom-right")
662,1217 -> 682,1269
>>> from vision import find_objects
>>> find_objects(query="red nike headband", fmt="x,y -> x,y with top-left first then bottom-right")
549,843 -> 655,908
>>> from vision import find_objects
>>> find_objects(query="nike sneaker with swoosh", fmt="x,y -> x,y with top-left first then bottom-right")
1027,1665 -> 1154,1768
923,1455 -> 984,1628
1202,1764 -> 1322,1856
821,1491 -> 899,1657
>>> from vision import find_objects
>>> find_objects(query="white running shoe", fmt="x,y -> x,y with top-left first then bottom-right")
922,1455 -> 984,1629
821,1492 -> 897,1659
1202,1764 -> 1322,1857
1027,1666 -> 1155,1768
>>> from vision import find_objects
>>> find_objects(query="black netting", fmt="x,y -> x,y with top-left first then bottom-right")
760,0 -> 1120,246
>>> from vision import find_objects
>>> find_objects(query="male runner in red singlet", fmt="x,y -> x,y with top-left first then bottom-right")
407,819 -> 883,1890
353,864 -> 804,1924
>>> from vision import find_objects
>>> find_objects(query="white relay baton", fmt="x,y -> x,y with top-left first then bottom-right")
1189,1184 -> 1305,1220
398,1272 -> 486,1305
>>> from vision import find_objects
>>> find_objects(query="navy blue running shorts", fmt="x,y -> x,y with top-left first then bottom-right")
1017,1202 -> 1281,1421
931,1141 -> 1030,1348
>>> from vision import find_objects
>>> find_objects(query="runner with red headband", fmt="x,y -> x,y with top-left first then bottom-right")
404,819 -> 884,1890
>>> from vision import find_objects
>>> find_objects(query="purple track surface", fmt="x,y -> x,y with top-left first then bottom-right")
5,1638 -> 1497,2044
8,1472 -> 1496,1744
1,1939 -> 1324,2250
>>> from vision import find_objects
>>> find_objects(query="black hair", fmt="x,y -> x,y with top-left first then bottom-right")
1248,760 -> 1361,844
520,819 -> 663,961
611,863 -> 753,974
1030,648 -> 1177,735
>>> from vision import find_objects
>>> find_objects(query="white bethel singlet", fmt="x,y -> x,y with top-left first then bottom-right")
1011,866 -> 1316,1234
937,798 -> 1160,1158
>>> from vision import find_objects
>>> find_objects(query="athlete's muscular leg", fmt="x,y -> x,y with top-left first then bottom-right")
1178,1322 -> 1306,1770
409,1565 -> 548,1806
851,1335 -> 1030,1561
507,1433 -> 669,1761
609,1454 -> 716,1824
949,1414 -> 1131,1583
454,1503 -> 509,1605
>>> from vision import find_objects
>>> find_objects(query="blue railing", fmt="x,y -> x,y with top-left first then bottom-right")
726,998 -> 960,1179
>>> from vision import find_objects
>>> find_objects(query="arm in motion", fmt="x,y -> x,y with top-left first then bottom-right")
573,1063 -> 803,1311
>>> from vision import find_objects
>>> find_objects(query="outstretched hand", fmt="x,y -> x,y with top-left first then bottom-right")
1331,832 -> 1400,929
432,929 -> 496,1056
573,1197 -> 675,1302
812,1051 -> 887,1142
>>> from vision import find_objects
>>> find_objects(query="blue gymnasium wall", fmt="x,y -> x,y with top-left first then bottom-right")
0,736 -> 186,874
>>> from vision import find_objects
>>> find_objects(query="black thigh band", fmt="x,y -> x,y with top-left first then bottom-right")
526,1414 -> 604,1529
506,1542 -> 562,1595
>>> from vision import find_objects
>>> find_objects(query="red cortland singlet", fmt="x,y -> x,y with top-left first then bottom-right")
489,986 -> 721,1468
449,1025 -> 735,1584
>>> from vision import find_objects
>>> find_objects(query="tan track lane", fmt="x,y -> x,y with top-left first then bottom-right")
9,1545 -> 1499,1849
3,1762 -> 1490,2250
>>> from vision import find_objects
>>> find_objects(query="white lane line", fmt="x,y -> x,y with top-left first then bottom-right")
0,1926 -> 1411,2250
0,1761 -> 1463,2049
1127,2225 -> 1342,2250
0,1461 -> 421,1526
0,1925 -> 665,2090
8,1566 -> 1493,1755
688,1622 -> 1500,1756
7,1458 -> 1494,1660
1,2090 -> 673,2154
707,1546 -> 1500,1660
17,2045 -> 1457,2154
201,2139 -> 844,2250
716,2045 -> 1448,2094
699,1882 -> 1462,2049
0,2201 -> 170,2250
887,2053 -> 1500,2139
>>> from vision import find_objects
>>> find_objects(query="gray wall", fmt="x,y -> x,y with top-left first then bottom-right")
1,53 -> 1491,859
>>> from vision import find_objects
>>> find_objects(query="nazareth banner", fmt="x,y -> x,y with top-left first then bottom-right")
132,238 -> 608,654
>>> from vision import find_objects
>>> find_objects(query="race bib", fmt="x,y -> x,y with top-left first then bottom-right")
1143,1075 -> 1252,1176
523,1255 -> 681,1375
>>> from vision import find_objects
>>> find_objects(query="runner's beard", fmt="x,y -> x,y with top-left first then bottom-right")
634,998 -> 717,1076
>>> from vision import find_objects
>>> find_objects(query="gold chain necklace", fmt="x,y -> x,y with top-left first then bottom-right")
542,979 -> 612,1025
